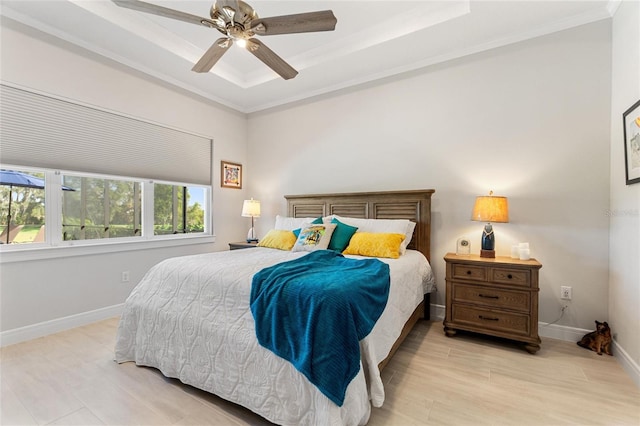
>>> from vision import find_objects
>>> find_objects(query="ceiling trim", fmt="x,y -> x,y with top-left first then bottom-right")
245,4 -> 613,114
0,6 -> 246,111
1,1 -> 616,115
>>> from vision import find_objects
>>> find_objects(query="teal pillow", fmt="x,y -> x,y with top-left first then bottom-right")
328,218 -> 358,252
293,216 -> 323,238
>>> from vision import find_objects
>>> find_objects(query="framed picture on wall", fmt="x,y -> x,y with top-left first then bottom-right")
221,161 -> 242,189
623,99 -> 640,185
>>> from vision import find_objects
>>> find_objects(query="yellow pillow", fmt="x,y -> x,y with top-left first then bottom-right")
342,232 -> 405,259
257,229 -> 298,251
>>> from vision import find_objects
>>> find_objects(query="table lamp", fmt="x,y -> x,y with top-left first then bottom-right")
471,191 -> 509,258
241,198 -> 260,243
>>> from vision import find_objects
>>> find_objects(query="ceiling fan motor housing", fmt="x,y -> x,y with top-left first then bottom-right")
211,1 -> 257,39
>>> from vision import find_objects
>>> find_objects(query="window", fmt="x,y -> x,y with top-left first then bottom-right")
0,166 -> 211,248
1,84 -> 214,259
154,184 -> 206,235
62,176 -> 142,241
0,168 -> 46,245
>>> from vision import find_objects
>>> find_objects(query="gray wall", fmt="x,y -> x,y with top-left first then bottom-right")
609,0 -> 640,379
247,21 -> 612,332
0,18 -> 249,333
1,7 -> 637,380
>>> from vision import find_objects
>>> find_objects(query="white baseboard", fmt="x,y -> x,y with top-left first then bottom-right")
430,303 -> 639,388
430,303 -> 446,321
612,339 -> 640,388
0,303 -> 124,347
537,322 -> 591,342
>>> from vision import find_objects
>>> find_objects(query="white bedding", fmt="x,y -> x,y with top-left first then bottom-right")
115,248 -> 434,426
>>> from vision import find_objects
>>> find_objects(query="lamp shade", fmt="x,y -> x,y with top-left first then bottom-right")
241,199 -> 261,217
471,193 -> 509,223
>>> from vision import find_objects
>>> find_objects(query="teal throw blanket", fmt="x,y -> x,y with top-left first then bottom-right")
250,250 -> 390,406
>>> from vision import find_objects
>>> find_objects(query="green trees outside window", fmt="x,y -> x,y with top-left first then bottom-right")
0,168 -> 208,245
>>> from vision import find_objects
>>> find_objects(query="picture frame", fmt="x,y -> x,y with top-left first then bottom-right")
623,99 -> 640,185
221,161 -> 242,189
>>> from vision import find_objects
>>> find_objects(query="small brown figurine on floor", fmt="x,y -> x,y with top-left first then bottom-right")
577,320 -> 612,356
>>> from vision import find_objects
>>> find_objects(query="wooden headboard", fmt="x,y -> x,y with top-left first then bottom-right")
285,189 -> 435,262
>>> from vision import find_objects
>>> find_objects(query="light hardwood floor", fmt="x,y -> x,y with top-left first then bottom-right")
2,318 -> 638,425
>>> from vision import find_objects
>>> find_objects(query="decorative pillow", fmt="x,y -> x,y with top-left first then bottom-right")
275,215 -> 322,231
291,223 -> 337,252
342,232 -> 406,259
257,229 -> 298,251
292,216 -> 323,238
333,216 -> 415,254
327,218 -> 358,252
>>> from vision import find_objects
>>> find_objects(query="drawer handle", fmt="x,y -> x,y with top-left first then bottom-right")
478,294 -> 499,299
479,315 -> 499,321
507,274 -> 513,279
466,270 -> 472,275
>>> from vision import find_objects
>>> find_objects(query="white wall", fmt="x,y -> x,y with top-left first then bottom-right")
1,12 -> 631,369
248,21 -> 612,331
0,18 -> 249,333
609,0 -> 640,380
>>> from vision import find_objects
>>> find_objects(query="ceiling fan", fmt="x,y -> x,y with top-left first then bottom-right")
112,0 -> 337,80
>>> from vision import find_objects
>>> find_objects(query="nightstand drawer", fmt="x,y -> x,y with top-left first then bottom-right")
452,305 -> 530,336
451,264 -> 487,281
490,267 -> 530,287
453,284 -> 530,312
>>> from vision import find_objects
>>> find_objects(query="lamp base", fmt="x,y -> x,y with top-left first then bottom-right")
246,227 -> 257,243
480,249 -> 495,258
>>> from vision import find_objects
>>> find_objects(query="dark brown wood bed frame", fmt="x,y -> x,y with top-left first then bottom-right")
285,189 -> 435,371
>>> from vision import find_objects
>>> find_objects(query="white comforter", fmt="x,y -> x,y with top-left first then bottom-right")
115,248 -> 434,426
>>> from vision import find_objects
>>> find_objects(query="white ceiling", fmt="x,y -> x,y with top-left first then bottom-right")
1,0 -> 617,113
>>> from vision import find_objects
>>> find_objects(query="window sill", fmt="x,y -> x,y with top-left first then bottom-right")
0,234 -> 216,264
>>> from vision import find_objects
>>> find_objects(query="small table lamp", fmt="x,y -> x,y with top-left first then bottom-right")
241,198 -> 261,243
471,191 -> 509,258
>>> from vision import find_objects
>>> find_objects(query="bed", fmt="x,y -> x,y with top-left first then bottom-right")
115,189 -> 435,425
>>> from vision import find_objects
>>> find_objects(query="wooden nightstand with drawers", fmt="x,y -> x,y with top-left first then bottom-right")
229,241 -> 258,250
443,253 -> 543,353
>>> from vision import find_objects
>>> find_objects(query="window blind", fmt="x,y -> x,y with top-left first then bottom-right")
0,84 -> 212,185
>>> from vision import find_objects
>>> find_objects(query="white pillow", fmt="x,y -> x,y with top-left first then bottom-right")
274,215 -> 319,231
291,223 -> 337,252
332,215 -> 415,254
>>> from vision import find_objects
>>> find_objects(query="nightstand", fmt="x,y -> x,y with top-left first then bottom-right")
229,241 -> 259,250
443,253 -> 543,353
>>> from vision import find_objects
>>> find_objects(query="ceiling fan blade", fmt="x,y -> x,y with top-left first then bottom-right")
113,0 -> 214,27
246,39 -> 298,80
250,10 -> 337,36
192,38 -> 232,73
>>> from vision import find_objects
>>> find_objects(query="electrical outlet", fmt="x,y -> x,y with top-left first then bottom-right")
121,271 -> 130,283
560,286 -> 572,300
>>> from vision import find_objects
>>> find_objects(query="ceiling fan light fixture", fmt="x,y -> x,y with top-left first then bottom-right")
112,0 -> 336,80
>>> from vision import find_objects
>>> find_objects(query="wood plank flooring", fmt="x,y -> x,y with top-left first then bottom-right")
1,318 -> 638,425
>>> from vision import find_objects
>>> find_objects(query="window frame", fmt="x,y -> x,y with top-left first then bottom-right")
0,165 -> 215,264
